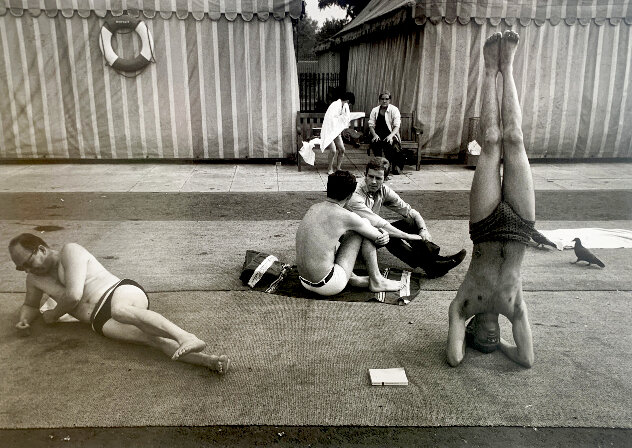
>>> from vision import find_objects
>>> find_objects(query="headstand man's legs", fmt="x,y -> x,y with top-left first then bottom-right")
499,30 -> 535,222
470,31 -> 503,224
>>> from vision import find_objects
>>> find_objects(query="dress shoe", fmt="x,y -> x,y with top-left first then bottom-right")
423,249 -> 466,278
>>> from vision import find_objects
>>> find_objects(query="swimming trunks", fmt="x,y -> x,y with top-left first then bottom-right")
299,264 -> 348,296
90,279 -> 148,336
469,201 -> 547,245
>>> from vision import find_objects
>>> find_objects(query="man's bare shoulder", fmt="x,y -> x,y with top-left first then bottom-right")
308,201 -> 357,222
25,272 -> 42,288
59,243 -> 92,261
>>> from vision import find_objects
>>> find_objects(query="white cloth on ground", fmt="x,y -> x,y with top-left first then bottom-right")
40,296 -> 79,322
299,139 -> 321,165
539,228 -> 632,250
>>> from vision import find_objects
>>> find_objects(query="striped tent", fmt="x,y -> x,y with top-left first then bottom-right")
0,0 -> 301,160
339,0 -> 632,159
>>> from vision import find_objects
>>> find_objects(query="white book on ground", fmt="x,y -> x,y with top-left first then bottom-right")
369,367 -> 408,386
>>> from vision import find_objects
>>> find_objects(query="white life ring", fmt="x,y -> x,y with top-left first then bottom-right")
99,15 -> 154,72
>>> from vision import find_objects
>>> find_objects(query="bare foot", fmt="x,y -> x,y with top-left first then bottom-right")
349,272 -> 369,288
500,30 -> 519,72
327,169 -> 335,175
483,32 -> 502,73
172,334 -> 207,360
208,354 -> 231,375
369,277 -> 401,293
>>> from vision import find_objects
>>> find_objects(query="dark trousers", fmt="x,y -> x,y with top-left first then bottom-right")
370,139 -> 405,172
384,218 -> 440,269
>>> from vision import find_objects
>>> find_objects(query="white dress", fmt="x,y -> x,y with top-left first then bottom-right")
299,100 -> 350,165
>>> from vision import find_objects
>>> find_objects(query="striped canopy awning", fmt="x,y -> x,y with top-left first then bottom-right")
344,0 -> 632,159
414,0 -> 632,25
0,0 -> 302,20
0,0 -> 302,160
337,0 -> 632,42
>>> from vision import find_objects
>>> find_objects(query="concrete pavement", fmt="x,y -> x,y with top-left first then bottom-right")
1,149 -> 631,192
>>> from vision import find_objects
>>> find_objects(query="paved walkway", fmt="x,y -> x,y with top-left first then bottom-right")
0,149 -> 631,192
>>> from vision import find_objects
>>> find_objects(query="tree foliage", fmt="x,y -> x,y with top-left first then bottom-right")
295,14 -> 319,60
316,18 -> 348,42
317,0 -> 371,19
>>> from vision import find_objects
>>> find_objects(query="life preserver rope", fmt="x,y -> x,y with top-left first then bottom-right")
99,14 -> 155,75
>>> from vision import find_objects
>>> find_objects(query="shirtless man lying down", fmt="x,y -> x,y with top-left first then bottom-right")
296,170 -> 422,297
8,233 -> 229,374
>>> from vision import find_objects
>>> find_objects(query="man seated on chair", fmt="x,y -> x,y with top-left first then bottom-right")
345,157 -> 467,278
368,91 -> 407,175
296,170 -> 423,297
447,31 -> 548,368
8,233 -> 230,374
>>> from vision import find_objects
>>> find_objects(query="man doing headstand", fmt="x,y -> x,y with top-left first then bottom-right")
9,233 -> 230,374
296,171 -> 421,296
447,31 -> 547,368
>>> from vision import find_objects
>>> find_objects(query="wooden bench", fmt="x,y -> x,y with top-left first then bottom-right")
295,111 -> 423,171
361,111 -> 423,171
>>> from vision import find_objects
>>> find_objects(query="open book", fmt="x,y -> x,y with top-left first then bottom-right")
369,367 -> 408,386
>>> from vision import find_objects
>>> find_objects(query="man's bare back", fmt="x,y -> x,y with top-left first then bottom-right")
296,171 -> 401,296
296,201 -> 366,282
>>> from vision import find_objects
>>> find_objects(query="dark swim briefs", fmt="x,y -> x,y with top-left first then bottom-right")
469,201 -> 547,245
90,279 -> 148,336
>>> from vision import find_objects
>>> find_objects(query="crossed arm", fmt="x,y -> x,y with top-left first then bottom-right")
346,191 -> 428,242
44,244 -> 89,322
345,212 -> 391,246
18,244 -> 89,330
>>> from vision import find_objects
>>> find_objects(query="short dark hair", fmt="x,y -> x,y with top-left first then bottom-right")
327,170 -> 357,201
365,156 -> 390,178
9,233 -> 49,252
342,91 -> 355,105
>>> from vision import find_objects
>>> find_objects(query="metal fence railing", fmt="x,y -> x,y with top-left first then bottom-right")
298,72 -> 340,112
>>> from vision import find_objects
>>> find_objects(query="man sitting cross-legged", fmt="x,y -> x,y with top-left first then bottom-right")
8,233 -> 230,374
447,31 -> 548,368
296,170 -> 421,296
346,157 -> 466,278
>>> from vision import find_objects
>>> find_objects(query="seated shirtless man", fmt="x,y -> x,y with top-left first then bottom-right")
296,170 -> 422,296
8,233 -> 230,374
447,31 -> 547,368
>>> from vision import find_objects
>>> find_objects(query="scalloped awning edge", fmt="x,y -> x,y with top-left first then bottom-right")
413,16 -> 632,27
0,8 -> 300,22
